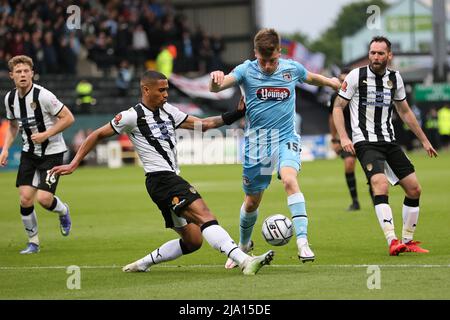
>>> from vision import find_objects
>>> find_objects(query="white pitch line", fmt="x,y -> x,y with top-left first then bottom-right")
1,264 -> 449,270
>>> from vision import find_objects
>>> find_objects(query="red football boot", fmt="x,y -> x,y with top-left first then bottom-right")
404,240 -> 429,253
389,239 -> 407,256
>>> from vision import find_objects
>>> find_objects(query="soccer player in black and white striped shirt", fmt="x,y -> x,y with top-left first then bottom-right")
0,55 -> 75,254
333,36 -> 438,255
50,70 -> 274,275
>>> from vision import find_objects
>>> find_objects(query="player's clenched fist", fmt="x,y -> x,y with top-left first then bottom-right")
210,71 -> 225,86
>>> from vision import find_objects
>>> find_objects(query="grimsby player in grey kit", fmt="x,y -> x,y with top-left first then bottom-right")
50,70 -> 274,275
1,55 -> 74,254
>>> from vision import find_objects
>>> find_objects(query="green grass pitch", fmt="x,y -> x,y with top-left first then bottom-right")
1,151 -> 449,300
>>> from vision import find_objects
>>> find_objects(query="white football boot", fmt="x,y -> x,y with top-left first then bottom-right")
225,240 -> 254,269
241,250 -> 274,276
122,259 -> 149,272
297,238 -> 315,263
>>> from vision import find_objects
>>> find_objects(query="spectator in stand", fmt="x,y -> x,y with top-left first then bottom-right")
0,0 -> 12,15
30,30 -> 45,75
0,48 -> 8,75
9,33 -> 25,57
438,105 -> 450,149
116,59 -> 132,97
132,24 -> 150,73
198,35 -> 213,75
210,34 -> 225,71
156,44 -> 177,79
43,31 -> 58,73
115,15 -> 132,62
75,79 -> 96,114
175,29 -> 195,74
59,37 -> 77,74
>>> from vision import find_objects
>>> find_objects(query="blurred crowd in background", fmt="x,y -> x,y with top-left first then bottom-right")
0,0 -> 226,77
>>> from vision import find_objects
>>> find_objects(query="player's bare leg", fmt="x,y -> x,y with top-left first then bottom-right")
279,166 -> 314,263
398,173 -> 428,253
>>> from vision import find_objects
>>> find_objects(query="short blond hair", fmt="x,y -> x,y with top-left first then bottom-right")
254,28 -> 280,57
8,55 -> 34,72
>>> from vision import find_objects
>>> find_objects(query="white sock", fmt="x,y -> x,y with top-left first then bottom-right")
374,203 -> 397,245
137,239 -> 183,269
402,205 -> 419,244
21,209 -> 39,245
202,222 -> 248,266
49,196 -> 68,216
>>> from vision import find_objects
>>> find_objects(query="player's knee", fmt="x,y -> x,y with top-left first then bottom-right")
37,193 -> 53,209
407,184 -> 422,199
370,175 -> 389,194
244,199 -> 259,212
19,194 -> 34,207
20,198 -> 34,208
281,175 -> 298,192
344,159 -> 355,172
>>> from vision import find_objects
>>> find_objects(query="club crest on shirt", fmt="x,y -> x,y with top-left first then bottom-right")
114,113 -> 122,125
30,101 -> 37,110
387,80 -> 393,89
282,72 -> 292,81
172,196 -> 180,205
341,81 -> 348,92
366,163 -> 373,172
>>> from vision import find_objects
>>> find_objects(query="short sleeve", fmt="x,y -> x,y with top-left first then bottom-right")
293,61 -> 308,84
40,89 -> 64,116
230,60 -> 250,85
163,103 -> 188,128
338,68 -> 358,100
4,92 -> 15,120
110,109 -> 136,134
394,72 -> 406,101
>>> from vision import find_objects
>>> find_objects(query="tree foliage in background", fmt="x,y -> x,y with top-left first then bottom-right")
284,0 -> 389,67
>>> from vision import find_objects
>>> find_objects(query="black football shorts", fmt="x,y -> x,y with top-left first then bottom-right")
145,171 -> 202,228
16,152 -> 64,194
354,141 -> 415,183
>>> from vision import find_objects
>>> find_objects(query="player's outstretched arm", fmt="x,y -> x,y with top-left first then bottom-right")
394,99 -> 438,158
0,120 -> 19,167
209,71 -> 237,92
305,72 -> 341,91
50,123 -> 116,176
179,97 -> 246,131
332,95 -> 355,155
31,106 -> 75,144
328,114 -> 342,154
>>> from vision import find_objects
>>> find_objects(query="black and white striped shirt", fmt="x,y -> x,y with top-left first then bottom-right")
4,84 -> 67,156
110,102 -> 188,174
338,66 -> 406,144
